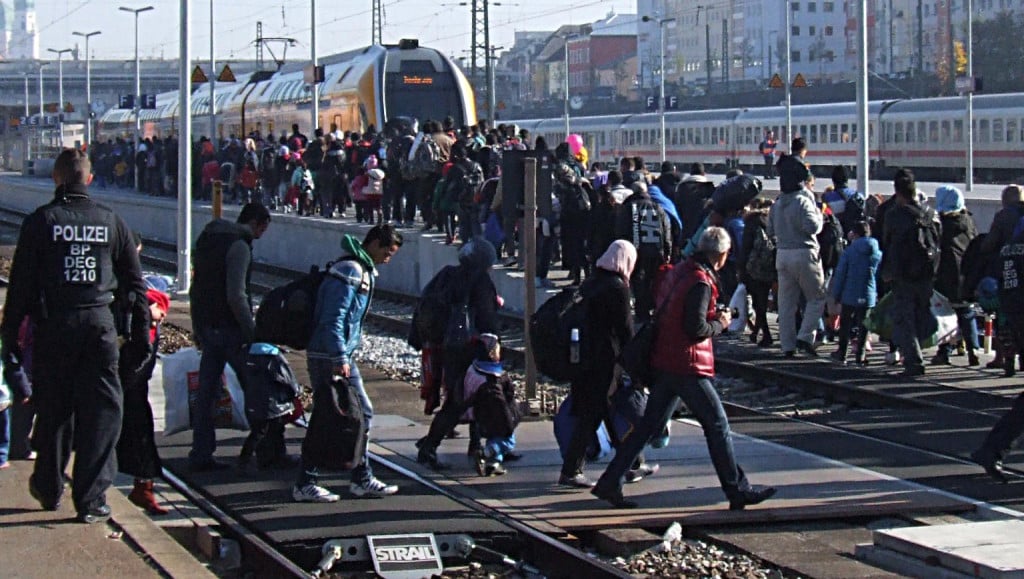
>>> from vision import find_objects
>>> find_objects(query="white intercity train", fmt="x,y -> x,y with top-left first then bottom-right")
513,93 -> 1024,182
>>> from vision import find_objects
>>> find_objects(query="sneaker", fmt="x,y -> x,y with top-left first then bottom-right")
485,462 -> 507,476
625,463 -> 660,484
292,483 -> 340,503
829,351 -> 847,365
795,339 -> 819,357
558,473 -> 595,488
885,351 -> 901,366
350,477 -> 398,498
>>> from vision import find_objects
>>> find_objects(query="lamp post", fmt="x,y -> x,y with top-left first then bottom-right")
38,63 -> 47,117
47,48 -> 72,120
784,1 -> 792,144
311,0 -> 318,134
72,30 -> 101,147
965,0 -> 974,193
209,0 -> 216,142
563,35 -> 573,137
120,5 -> 154,190
643,15 -> 676,162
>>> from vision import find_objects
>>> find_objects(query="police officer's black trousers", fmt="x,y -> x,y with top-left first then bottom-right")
31,308 -> 122,513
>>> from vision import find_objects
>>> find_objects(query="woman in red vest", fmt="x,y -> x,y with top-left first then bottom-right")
591,227 -> 776,510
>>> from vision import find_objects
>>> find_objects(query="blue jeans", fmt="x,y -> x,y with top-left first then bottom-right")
303,358 -> 374,484
190,325 -> 248,467
0,406 -> 9,464
485,433 -> 515,462
595,371 -> 749,501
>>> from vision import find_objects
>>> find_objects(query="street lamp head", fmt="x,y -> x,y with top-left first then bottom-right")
119,5 -> 154,14
73,30 -> 102,39
47,48 -> 73,57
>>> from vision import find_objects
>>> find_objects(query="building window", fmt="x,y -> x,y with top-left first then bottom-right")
792,26 -> 800,36
810,26 -> 816,36
792,50 -> 801,62
824,1 -> 835,11
825,26 -> 833,36
808,2 -> 817,12
792,1 -> 800,10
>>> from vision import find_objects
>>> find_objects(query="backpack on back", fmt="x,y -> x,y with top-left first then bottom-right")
817,212 -> 846,270
901,205 -> 942,281
838,187 -> 867,233
529,286 -> 589,382
408,266 -> 463,350
746,225 -> 777,282
410,134 -> 441,178
254,261 -> 341,350
453,159 -> 484,207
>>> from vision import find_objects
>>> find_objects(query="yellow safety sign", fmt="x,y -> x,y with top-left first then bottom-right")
793,73 -> 808,88
768,73 -> 784,89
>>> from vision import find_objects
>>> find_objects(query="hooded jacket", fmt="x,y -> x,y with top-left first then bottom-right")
768,187 -> 822,251
936,209 -> 978,301
191,219 -> 256,338
830,236 -> 882,307
306,234 -> 377,367
673,174 -> 714,241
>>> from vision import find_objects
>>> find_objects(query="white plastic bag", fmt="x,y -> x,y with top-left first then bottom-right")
728,283 -> 749,333
930,291 -> 960,347
162,347 -> 249,435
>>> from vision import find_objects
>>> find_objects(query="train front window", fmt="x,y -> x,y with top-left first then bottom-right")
384,58 -> 464,128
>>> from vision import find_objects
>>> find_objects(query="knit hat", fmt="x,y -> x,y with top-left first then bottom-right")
935,185 -> 964,213
458,237 -> 497,270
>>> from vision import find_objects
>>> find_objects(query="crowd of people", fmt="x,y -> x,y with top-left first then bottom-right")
6,117 -> 1024,524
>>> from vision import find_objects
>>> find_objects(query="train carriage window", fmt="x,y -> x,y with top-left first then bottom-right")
1008,120 -> 1017,143
712,126 -> 720,145
994,119 -> 1005,143
952,120 -> 963,143
830,124 -> 839,144
906,122 -> 915,143
979,119 -> 990,143
685,128 -> 693,144
799,125 -> 807,140
670,128 -> 678,146
809,124 -> 818,144
942,120 -> 952,142
851,123 -> 858,143
841,123 -> 850,143
703,127 -> 710,145
917,121 -> 926,143
894,122 -> 904,144
820,124 -> 827,143
929,121 -> 939,142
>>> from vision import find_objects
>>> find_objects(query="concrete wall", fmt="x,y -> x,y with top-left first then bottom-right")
0,175 -> 1005,314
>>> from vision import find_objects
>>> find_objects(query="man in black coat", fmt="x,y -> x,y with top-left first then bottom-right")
673,162 -> 715,242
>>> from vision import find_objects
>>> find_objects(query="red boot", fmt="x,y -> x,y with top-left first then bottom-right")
129,479 -> 168,515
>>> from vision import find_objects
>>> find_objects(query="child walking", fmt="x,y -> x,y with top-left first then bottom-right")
829,221 -> 881,365
464,334 -> 520,476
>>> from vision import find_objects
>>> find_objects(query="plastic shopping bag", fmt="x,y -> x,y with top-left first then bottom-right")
728,283 -> 749,333
865,290 -> 957,349
163,347 -> 249,435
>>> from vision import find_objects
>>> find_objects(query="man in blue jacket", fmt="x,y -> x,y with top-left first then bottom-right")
292,224 -> 404,502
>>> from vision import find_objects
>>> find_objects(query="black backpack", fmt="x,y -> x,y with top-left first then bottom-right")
254,260 -> 344,350
455,159 -> 484,207
818,212 -> 846,271
840,188 -> 866,228
241,343 -> 301,423
746,225 -> 777,282
409,266 -> 476,350
529,286 -> 589,382
901,205 -> 942,281
471,377 -> 521,439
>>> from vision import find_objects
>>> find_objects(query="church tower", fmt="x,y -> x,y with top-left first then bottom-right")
10,0 -> 38,59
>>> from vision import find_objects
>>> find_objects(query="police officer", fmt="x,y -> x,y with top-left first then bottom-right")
1,148 -> 148,523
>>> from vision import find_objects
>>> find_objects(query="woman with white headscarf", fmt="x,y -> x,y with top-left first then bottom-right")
559,240 -> 656,487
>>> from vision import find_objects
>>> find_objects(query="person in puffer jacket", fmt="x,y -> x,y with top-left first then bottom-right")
293,225 -> 404,503
829,221 -> 881,365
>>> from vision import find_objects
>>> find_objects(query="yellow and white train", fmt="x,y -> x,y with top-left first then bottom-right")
97,40 -> 477,142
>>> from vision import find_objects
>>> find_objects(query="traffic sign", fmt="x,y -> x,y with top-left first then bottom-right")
118,94 -> 135,109
768,73 -> 784,89
645,95 -> 656,111
665,95 -> 679,110
217,64 -> 236,83
191,65 -> 208,84
793,73 -> 808,88
141,94 -> 157,110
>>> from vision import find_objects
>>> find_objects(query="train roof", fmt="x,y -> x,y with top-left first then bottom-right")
736,100 -> 890,122
883,92 -> 1024,114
